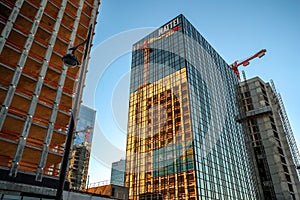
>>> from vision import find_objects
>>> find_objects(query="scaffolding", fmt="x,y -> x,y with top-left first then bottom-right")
68,144 -> 90,191
270,80 -> 300,179
0,0 -> 100,183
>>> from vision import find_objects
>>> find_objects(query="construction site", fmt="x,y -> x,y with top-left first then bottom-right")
237,76 -> 300,199
68,107 -> 95,191
0,0 -> 100,195
1,3 -> 300,199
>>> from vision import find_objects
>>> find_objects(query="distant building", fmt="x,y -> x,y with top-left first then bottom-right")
238,76 -> 300,200
87,184 -> 129,200
110,159 -> 126,186
75,104 -> 96,145
68,105 -> 96,191
0,0 -> 100,198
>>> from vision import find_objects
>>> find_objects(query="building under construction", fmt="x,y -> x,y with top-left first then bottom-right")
68,143 -> 91,191
0,0 -> 100,198
68,104 -> 96,191
238,76 -> 300,200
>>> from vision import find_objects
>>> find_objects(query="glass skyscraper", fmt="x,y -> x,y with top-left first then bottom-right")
111,159 -> 126,186
74,104 -> 96,145
125,14 -> 259,200
69,104 -> 96,190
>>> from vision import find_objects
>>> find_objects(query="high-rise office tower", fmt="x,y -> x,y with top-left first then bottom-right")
238,76 -> 300,200
68,105 -> 96,191
74,104 -> 96,145
0,0 -> 100,197
125,14 -> 259,200
111,159 -> 126,186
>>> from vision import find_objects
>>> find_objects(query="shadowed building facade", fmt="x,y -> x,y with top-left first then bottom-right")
238,77 -> 300,200
0,0 -> 100,198
125,14 -> 259,200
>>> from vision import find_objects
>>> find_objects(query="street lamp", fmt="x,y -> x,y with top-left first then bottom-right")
55,25 -> 92,200
62,40 -> 86,67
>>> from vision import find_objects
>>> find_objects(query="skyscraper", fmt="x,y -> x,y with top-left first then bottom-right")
125,14 -> 259,200
238,76 -> 300,199
68,104 -> 96,191
74,104 -> 96,145
0,0 -> 100,197
111,159 -> 126,186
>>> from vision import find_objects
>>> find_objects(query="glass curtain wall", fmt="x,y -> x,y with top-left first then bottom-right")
125,14 -> 258,200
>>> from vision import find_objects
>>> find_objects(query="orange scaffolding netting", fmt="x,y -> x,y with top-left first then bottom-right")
34,35 -> 48,47
22,67 -> 39,79
1,0 -> 14,8
44,165 -> 60,177
16,84 -> 33,97
27,0 -> 40,8
19,160 -> 37,173
0,15 -> 8,23
49,0 -> 62,8
8,106 -> 26,119
28,50 -> 44,63
57,32 -> 69,44
0,154 -> 60,177
48,60 -> 78,79
0,154 -> 12,167
0,128 -> 19,141
68,0 -> 78,7
0,127 -> 65,154
0,74 -> 72,113
8,105 -> 68,133
0,77 -> 10,87
6,39 -> 22,51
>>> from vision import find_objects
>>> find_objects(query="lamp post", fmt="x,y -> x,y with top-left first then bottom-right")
55,25 -> 92,200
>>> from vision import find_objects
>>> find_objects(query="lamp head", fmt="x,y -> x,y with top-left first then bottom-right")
62,53 -> 80,67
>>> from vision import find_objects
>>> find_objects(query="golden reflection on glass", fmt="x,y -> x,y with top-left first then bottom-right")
126,68 -> 196,200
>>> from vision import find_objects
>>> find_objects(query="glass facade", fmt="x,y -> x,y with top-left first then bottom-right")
68,104 -> 96,190
74,104 -> 96,145
111,159 -> 126,186
125,15 -> 258,200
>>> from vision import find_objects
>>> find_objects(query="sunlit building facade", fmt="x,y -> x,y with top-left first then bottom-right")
125,15 -> 259,200
0,0 -> 100,197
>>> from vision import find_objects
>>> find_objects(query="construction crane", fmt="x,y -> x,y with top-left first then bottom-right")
230,49 -> 267,80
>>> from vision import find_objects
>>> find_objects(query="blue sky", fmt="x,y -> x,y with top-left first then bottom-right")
82,0 -> 300,184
